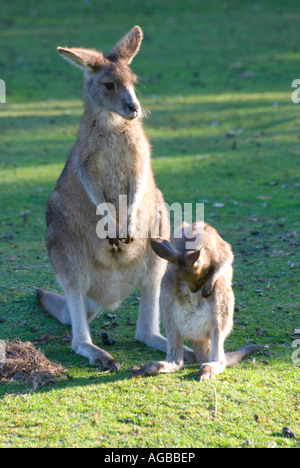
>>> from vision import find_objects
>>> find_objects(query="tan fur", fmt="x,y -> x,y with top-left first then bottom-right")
132,222 -> 263,380
37,27 -> 172,370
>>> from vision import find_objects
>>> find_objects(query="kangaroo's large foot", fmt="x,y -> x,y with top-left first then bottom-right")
75,341 -> 120,372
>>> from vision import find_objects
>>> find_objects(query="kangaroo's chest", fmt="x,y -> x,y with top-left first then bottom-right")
97,144 -> 131,205
173,286 -> 213,341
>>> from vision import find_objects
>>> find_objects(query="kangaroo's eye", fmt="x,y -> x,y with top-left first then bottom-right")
104,83 -> 115,91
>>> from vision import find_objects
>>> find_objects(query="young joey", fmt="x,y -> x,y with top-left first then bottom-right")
132,222 -> 263,381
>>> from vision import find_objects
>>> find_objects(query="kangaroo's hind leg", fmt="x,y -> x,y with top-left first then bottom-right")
135,249 -> 196,363
37,287 -> 118,371
37,289 -> 71,325
38,239 -> 120,372
135,245 -> 168,353
132,310 -> 184,378
199,277 -> 234,381
198,332 -> 227,381
63,286 -> 120,371
37,290 -> 103,325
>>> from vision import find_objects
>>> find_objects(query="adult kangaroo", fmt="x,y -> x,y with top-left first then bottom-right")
37,26 -> 171,371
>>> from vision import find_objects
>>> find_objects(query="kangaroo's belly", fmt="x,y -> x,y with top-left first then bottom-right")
88,263 -> 142,309
87,238 -> 148,308
173,298 -> 213,342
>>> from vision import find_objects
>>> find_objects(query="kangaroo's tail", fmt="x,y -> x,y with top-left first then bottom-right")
36,289 -> 70,325
225,344 -> 264,367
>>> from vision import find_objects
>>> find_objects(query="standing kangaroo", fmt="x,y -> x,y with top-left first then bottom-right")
37,26 -> 171,371
132,222 -> 263,380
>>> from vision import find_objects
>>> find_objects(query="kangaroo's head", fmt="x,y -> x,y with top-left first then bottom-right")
57,26 -> 143,121
151,238 -> 213,294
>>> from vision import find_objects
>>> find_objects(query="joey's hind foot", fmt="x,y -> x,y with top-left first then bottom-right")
199,361 -> 226,381
199,363 -> 215,381
130,362 -> 164,378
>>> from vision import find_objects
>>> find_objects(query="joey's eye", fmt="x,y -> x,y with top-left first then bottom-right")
104,83 -> 115,91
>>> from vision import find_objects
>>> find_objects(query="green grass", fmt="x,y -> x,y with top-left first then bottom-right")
0,0 -> 299,448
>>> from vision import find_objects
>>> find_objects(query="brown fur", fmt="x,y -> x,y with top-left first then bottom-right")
37,27 -> 172,370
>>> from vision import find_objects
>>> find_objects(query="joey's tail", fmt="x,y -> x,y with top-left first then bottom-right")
225,344 -> 264,367
36,289 -> 70,325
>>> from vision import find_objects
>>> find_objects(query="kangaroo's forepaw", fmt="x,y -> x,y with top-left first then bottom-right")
107,235 -> 134,248
107,237 -> 120,247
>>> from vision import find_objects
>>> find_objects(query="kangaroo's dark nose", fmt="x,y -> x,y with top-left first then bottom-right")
124,100 -> 140,120
127,102 -> 138,113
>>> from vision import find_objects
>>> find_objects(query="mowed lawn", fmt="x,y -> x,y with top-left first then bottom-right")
0,0 -> 299,448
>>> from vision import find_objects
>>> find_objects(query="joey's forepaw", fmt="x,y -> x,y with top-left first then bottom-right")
201,285 -> 213,298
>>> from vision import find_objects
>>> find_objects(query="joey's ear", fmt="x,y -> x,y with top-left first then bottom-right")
57,47 -> 105,71
184,248 -> 202,267
107,26 -> 143,64
150,238 -> 181,264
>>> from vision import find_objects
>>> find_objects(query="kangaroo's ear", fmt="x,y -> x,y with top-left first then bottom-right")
107,26 -> 143,64
184,248 -> 202,267
150,238 -> 181,264
57,47 -> 105,71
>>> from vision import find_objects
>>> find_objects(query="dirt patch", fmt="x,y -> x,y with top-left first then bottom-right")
0,340 -> 67,389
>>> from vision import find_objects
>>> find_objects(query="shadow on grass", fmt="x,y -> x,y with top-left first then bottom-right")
0,368 -> 131,400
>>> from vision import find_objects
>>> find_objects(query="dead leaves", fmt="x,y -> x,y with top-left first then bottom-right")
0,340 -> 67,390
32,334 -> 56,344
